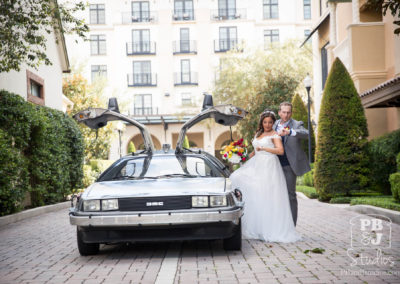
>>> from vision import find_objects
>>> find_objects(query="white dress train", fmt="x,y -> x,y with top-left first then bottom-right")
229,135 -> 301,243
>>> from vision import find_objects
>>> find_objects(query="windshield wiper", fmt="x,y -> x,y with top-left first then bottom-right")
153,173 -> 199,179
111,176 -> 157,180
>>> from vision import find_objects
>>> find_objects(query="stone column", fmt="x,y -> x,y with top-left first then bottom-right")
329,2 -> 337,47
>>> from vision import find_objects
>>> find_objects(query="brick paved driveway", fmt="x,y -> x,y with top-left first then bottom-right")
1,198 -> 399,284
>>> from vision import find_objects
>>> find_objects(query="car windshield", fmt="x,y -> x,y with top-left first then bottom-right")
106,155 -> 224,180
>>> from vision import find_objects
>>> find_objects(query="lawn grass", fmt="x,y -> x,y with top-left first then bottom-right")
296,186 -> 318,199
350,196 -> 400,212
296,185 -> 400,212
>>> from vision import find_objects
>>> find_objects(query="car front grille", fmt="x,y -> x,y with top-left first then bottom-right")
118,196 -> 192,211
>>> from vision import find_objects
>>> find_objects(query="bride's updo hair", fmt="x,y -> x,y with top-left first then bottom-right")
256,110 -> 276,137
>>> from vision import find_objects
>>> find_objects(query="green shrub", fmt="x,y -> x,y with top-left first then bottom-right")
330,196 -> 352,204
367,130 -> 400,194
83,165 -> 97,188
389,172 -> 400,202
0,90 -> 84,212
296,185 -> 318,199
314,58 -> 369,201
89,159 -> 114,174
397,152 -> 400,172
291,93 -> 316,162
0,129 -> 29,216
303,163 -> 314,187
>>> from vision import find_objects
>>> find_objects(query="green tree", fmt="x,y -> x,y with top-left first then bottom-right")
0,0 -> 88,72
128,141 -> 136,153
314,58 -> 369,201
214,40 -> 312,144
63,74 -> 113,160
291,93 -> 316,162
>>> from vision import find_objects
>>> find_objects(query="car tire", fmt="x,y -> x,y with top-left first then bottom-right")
77,228 -> 99,256
223,219 -> 242,250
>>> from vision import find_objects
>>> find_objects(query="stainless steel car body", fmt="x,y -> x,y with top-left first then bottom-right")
70,96 -> 247,254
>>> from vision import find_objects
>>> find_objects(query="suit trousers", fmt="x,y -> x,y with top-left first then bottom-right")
282,165 -> 297,226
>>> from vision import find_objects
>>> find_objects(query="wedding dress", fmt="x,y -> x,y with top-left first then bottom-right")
229,135 -> 301,243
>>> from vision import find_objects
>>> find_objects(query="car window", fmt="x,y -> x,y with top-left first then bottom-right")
111,155 -> 223,180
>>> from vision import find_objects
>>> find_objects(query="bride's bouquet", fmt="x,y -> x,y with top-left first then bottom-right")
220,138 -> 249,164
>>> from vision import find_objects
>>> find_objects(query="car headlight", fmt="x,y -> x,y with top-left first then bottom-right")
83,200 -> 100,211
102,199 -> 119,211
192,196 -> 209,207
210,195 -> 227,207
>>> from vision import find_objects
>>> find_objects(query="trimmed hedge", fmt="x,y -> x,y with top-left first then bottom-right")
314,58 -> 369,201
0,90 -> 84,215
367,129 -> 400,195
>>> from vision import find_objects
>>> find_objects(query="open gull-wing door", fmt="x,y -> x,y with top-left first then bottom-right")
176,96 -> 248,153
73,98 -> 155,153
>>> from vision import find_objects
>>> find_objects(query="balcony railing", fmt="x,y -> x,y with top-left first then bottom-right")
173,40 -> 197,54
133,107 -> 158,115
127,73 -> 157,87
126,41 -> 156,55
121,11 -> 158,24
174,72 -> 198,86
172,9 -> 195,21
210,8 -> 247,20
214,39 -> 239,52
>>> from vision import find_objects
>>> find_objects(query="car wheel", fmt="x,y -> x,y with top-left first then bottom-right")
223,219 -> 242,250
77,228 -> 99,256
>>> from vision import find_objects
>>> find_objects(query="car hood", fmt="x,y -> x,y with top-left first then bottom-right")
82,177 -> 227,199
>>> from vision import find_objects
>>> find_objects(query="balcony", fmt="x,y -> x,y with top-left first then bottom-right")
210,9 -> 246,20
121,11 -> 157,24
174,72 -> 198,86
173,40 -> 197,54
172,9 -> 195,21
214,39 -> 240,53
133,107 -> 158,116
126,42 -> 156,55
333,23 -> 385,92
127,73 -> 157,87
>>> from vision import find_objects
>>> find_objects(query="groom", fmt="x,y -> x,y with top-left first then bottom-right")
272,102 -> 311,226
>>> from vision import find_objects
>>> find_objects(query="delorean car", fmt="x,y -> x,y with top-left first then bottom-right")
69,96 -> 247,255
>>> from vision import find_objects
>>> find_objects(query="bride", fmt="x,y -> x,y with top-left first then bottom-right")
230,111 -> 301,242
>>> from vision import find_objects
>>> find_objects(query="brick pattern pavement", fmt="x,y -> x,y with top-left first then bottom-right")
1,198 -> 399,284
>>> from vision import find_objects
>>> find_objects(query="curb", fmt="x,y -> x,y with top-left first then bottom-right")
345,204 -> 400,225
0,201 -> 70,228
296,191 -> 309,200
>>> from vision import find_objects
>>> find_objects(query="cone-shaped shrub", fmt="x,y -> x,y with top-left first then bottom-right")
314,58 -> 369,201
183,135 -> 190,149
291,93 -> 316,162
128,141 -> 136,153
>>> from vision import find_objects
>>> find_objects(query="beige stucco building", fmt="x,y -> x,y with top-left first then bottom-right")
306,0 -> 400,139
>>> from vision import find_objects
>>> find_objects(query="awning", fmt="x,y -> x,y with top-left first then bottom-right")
300,11 -> 330,47
361,77 -> 400,108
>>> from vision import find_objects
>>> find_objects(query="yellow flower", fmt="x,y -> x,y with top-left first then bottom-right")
239,148 -> 244,153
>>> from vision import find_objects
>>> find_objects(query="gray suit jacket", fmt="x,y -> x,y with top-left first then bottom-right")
274,119 -> 311,176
